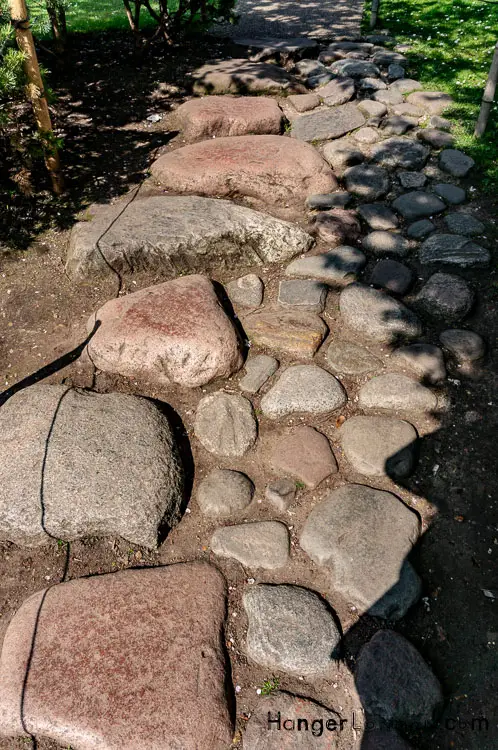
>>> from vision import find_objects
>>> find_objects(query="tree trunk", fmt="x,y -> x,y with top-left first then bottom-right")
46,3 -> 66,53
8,0 -> 64,194
370,0 -> 380,30
475,41 -> 498,138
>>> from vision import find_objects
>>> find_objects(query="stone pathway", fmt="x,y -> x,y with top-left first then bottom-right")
0,30 -> 492,750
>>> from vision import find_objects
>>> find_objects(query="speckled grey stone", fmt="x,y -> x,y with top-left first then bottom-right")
0,386 -> 184,549
322,137 -> 364,176
419,234 -> 490,267
265,479 -> 296,511
194,392 -> 257,456
340,416 -> 419,479
433,183 -> 466,205
399,171 -> 427,189
417,129 -> 454,149
359,373 -> 437,412
356,630 -> 443,725
226,273 -> 264,308
358,204 -> 399,230
243,584 -> 340,677
340,283 -> 422,342
372,89 -> 404,106
239,354 -> 278,394
331,59 -> 381,78
362,231 -> 410,257
392,191 -> 446,220
390,78 -> 423,94
300,484 -> 420,619
291,103 -> 366,142
392,343 -> 446,384
407,219 -> 435,239
357,98 -> 388,116
353,126 -> 382,144
415,273 -> 474,322
261,365 -> 346,418
439,329 -> 485,362
344,164 -> 390,200
382,115 -> 417,136
197,469 -> 254,517
439,149 -> 475,177
278,279 -> 327,312
211,521 -> 290,570
443,213 -> 485,236
369,259 -> 413,295
371,137 -> 430,170
285,246 -> 366,283
326,340 -> 382,375
430,115 -> 452,131
388,63 -> 405,80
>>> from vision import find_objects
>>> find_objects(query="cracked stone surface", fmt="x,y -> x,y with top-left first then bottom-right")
291,102 -> 366,142
87,275 -> 243,388
340,415 -> 419,478
300,484 -> 421,619
0,386 -> 183,549
243,584 -> 340,677
261,365 -> 347,418
0,564 -> 233,750
67,195 -> 313,281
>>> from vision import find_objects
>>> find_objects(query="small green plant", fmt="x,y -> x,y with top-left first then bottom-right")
260,675 -> 280,696
295,480 -> 306,490
57,539 -> 67,550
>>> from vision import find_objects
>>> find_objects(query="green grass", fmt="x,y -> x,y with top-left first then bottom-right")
365,0 -> 498,194
64,0 -> 157,34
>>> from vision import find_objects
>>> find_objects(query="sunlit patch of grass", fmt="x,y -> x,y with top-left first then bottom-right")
364,0 -> 498,193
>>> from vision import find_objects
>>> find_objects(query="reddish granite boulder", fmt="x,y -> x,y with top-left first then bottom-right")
175,95 -> 283,141
0,563 -> 234,750
151,135 -> 338,207
88,275 -> 243,388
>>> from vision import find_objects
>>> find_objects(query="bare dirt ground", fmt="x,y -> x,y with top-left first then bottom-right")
0,31 -> 497,750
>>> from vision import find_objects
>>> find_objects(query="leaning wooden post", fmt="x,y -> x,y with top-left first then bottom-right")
8,0 -> 64,193
475,41 -> 498,138
370,0 -> 380,30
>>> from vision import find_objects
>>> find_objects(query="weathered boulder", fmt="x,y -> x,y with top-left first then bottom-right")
0,386 -> 183,549
0,564 -> 234,749
174,95 -> 283,140
151,135 -> 337,206
87,275 -> 243,388
67,195 -> 313,281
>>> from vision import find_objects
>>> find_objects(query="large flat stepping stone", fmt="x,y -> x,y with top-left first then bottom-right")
0,564 -> 233,749
269,425 -> 338,488
244,691 -> 346,749
406,90 -> 454,115
210,521 -> 290,569
241,307 -> 328,358
339,283 -> 422,343
194,391 -> 257,457
192,58 -> 305,94
285,246 -> 366,283
340,415 -> 418,478
66,195 -> 313,281
300,485 -> 421,620
418,233 -> 490,267
291,102 -> 366,142
326,340 -> 382,375
0,386 -> 183,549
197,469 -> 254,517
261,365 -> 346,418
88,275 -> 242,388
392,191 -> 446,220
175,95 -> 283,141
243,584 -> 340,677
415,272 -> 474,321
151,135 -> 337,207
356,630 -> 443,725
371,137 -> 430,170
359,373 -> 437,412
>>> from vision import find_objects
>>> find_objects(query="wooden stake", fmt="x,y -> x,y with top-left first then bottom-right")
475,41 -> 498,138
370,0 -> 380,30
8,0 -> 64,194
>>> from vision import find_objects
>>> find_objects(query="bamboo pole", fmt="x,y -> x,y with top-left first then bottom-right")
475,41 -> 498,138
8,0 -> 64,194
370,0 -> 380,30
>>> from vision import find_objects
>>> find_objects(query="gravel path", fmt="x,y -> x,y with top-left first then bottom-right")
218,0 -> 365,39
